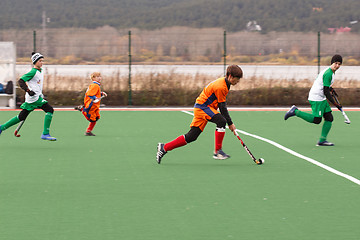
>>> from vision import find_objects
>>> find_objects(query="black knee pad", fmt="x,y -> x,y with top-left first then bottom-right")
18,109 -> 30,121
313,117 -> 322,124
41,103 -> 54,113
210,114 -> 226,129
184,127 -> 202,143
324,112 -> 333,122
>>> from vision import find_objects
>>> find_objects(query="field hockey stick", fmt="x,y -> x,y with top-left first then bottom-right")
93,94 -> 106,103
340,109 -> 351,124
234,131 -> 264,165
331,91 -> 351,124
14,120 -> 25,137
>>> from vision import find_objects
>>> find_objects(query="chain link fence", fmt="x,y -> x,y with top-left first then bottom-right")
1,27 -> 360,106
2,26 -> 360,61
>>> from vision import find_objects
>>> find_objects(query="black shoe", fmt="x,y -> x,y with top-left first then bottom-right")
75,105 -> 84,111
316,141 -> 334,146
213,149 -> 230,160
85,132 -> 96,136
284,105 -> 298,120
156,143 -> 167,164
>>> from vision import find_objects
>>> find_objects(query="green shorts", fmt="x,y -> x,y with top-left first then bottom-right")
309,100 -> 332,118
20,97 -> 48,112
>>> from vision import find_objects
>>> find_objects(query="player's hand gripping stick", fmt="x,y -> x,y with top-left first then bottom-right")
331,90 -> 351,124
93,94 -> 106,103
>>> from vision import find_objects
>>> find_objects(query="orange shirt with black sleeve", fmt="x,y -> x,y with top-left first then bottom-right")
190,77 -> 230,131
195,77 -> 229,110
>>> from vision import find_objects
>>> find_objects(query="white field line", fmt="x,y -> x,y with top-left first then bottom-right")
181,110 -> 360,186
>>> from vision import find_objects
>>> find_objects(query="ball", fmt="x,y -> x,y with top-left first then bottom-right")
257,158 -> 265,165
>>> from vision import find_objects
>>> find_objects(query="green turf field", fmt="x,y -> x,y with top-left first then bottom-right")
0,109 -> 359,240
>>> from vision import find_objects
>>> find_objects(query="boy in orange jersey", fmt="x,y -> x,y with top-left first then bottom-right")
156,65 -> 243,164
75,72 -> 107,136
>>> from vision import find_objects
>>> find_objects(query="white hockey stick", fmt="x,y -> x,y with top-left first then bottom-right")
93,94 -> 106,103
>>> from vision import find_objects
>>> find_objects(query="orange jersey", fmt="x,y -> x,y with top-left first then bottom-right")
84,82 -> 101,108
195,77 -> 229,109
190,77 -> 230,131
83,81 -> 101,122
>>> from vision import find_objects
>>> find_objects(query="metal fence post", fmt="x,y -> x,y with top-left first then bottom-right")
33,30 -> 36,52
223,30 -> 227,76
318,31 -> 320,74
128,30 -> 132,106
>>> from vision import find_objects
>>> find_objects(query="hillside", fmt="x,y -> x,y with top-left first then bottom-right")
0,0 -> 359,32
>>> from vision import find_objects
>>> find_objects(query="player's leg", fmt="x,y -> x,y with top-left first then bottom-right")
285,105 -> 315,123
82,102 -> 93,120
2,101 -> 37,135
0,108 -> 31,134
165,126 -> 203,151
317,102 -> 334,146
209,113 -> 230,160
85,108 -> 99,136
285,101 -> 325,125
294,109 -> 316,123
156,108 -> 207,164
0,116 -> 21,133
163,135 -> 187,152
82,106 -> 91,120
82,111 -> 90,121
40,103 -> 56,141
157,126 -> 202,164
85,121 -> 96,136
318,115 -> 333,145
13,110 -> 31,137
85,119 -> 99,136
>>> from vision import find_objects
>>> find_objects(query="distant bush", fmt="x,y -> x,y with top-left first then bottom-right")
34,70 -> 360,107
60,55 -> 82,65
41,87 -> 360,107
99,55 -> 127,63
344,58 -> 360,66
16,52 -> 360,66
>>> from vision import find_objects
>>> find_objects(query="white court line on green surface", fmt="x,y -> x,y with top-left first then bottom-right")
181,110 -> 360,186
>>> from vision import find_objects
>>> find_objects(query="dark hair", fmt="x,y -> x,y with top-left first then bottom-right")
331,54 -> 342,64
226,65 -> 243,78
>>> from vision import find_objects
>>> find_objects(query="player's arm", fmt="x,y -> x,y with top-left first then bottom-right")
88,95 -> 97,101
323,72 -> 341,109
18,79 -> 35,96
18,69 -> 37,96
324,86 -> 341,109
218,102 -> 236,132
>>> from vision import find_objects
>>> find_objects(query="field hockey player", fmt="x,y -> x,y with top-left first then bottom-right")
284,54 -> 343,146
75,72 -> 107,136
0,52 -> 57,141
156,65 -> 243,164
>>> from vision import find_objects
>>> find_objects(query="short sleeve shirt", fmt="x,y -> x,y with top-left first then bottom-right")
195,77 -> 229,110
308,67 -> 334,101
